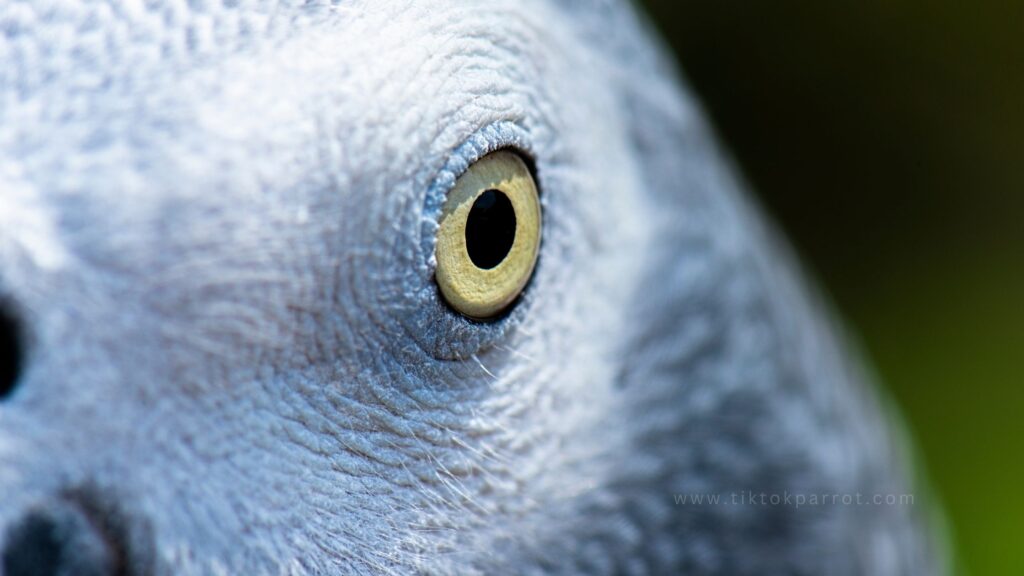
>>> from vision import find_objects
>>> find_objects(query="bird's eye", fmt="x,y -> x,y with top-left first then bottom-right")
435,150 -> 542,320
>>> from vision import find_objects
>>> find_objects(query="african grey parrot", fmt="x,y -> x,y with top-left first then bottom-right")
0,0 -> 945,574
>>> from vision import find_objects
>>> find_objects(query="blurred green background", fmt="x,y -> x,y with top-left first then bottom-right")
637,1 -> 1023,573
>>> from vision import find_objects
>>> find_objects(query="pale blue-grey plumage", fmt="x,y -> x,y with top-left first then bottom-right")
0,1 -> 943,574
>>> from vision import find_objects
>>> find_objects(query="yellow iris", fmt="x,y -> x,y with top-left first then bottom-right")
435,150 -> 542,320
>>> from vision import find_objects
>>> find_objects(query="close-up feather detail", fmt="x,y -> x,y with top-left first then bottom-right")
0,1 -> 948,575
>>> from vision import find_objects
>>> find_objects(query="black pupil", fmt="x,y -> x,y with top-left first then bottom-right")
465,189 -> 517,269
0,303 -> 23,400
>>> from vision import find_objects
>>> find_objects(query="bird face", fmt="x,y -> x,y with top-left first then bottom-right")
0,1 -> 935,574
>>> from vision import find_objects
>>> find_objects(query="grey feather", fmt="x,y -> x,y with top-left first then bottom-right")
0,1 -> 944,574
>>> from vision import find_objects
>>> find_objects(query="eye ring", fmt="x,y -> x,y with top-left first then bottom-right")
434,150 -> 542,320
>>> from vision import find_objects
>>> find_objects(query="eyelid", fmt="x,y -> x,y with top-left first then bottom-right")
403,122 -> 539,360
